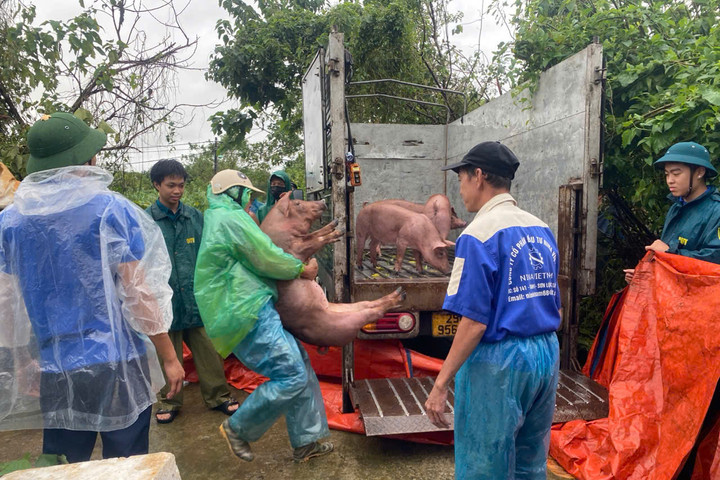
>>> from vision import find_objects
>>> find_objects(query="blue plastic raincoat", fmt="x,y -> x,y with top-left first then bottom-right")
0,166 -> 172,432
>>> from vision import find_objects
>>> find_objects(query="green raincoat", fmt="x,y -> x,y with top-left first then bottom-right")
194,185 -> 304,356
256,170 -> 292,224
146,201 -> 204,331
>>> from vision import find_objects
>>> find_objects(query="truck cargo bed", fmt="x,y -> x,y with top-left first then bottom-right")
352,248 -> 454,311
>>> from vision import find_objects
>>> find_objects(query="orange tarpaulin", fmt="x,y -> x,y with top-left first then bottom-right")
0,163 -> 20,210
183,338 -> 453,445
551,252 -> 720,479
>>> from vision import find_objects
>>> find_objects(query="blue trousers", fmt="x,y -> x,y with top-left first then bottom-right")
228,301 -> 329,448
455,332 -> 559,480
42,406 -> 151,463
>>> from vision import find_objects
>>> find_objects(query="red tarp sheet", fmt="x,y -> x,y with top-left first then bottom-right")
184,339 -> 453,445
552,252 -> 720,479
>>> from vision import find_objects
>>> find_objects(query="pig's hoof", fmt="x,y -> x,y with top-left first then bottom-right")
357,264 -> 364,270
394,287 -> 407,301
331,218 -> 340,227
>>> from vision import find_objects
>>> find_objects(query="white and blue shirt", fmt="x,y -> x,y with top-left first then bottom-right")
443,193 -> 561,342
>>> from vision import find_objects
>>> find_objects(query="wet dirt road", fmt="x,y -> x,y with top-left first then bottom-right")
0,383 -> 573,479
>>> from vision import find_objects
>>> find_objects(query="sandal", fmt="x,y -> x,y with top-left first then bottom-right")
212,398 -> 239,416
155,409 -> 179,424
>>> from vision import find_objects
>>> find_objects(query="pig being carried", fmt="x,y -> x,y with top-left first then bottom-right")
260,192 -> 405,346
355,202 -> 453,274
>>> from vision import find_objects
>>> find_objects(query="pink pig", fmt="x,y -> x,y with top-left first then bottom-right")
355,202 -> 453,274
377,194 -> 467,241
261,193 -> 405,346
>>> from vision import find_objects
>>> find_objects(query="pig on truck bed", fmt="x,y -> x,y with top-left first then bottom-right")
355,201 -> 454,274
375,194 -> 467,241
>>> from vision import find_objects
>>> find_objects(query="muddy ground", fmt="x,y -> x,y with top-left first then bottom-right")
0,383 -> 573,479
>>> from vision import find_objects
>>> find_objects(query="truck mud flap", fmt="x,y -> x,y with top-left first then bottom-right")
350,370 -> 608,436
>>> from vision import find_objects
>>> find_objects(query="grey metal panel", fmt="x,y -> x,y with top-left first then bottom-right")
302,50 -> 326,193
554,370 -> 609,423
445,44 -> 604,295
350,377 -> 454,436
351,371 -> 608,436
350,124 -> 447,223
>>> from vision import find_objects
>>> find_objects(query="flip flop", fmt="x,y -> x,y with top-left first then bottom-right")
212,398 -> 239,416
155,409 -> 179,424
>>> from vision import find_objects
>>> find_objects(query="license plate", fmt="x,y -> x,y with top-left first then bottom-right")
432,312 -> 461,337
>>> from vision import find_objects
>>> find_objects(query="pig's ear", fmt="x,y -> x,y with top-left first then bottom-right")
274,195 -> 289,216
443,239 -> 455,247
433,243 -> 448,254
279,191 -> 290,199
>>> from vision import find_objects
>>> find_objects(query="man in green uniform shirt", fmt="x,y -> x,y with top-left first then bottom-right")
624,141 -> 720,283
147,159 -> 238,423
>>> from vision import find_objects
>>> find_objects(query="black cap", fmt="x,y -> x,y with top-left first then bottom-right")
441,141 -> 520,179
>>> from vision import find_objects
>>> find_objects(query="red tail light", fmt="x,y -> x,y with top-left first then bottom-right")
361,312 -> 416,334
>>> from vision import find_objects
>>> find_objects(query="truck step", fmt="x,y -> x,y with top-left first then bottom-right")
350,377 -> 454,436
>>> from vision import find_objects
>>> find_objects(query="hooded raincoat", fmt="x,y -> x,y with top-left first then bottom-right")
256,170 -> 292,224
0,166 -> 172,432
194,185 -> 304,357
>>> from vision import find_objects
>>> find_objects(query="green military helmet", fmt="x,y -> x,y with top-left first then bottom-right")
654,141 -> 717,178
26,112 -> 107,174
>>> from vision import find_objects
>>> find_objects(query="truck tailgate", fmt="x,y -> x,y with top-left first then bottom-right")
353,248 -> 451,311
351,370 -> 608,436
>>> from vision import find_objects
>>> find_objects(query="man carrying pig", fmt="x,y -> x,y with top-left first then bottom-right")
194,169 -> 333,463
425,142 -> 561,480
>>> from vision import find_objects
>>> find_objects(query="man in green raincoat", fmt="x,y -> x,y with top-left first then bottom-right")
256,170 -> 292,224
146,159 -> 237,424
194,169 -> 333,463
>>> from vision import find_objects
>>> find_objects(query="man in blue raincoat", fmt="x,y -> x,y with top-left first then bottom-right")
425,142 -> 561,479
0,112 -> 183,462
194,169 -> 333,463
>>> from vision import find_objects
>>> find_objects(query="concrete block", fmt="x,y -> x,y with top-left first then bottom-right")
3,452 -> 181,480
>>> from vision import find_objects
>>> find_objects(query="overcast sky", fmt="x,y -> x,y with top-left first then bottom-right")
30,0 -> 513,166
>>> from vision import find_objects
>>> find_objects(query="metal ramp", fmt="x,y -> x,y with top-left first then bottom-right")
350,370 -> 608,436
350,377 -> 454,436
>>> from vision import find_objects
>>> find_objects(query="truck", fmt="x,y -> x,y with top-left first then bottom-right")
302,32 -> 609,436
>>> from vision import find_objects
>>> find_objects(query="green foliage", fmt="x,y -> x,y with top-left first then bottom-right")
0,0 -> 197,180
0,453 -> 67,475
108,143 -> 282,212
502,0 -> 720,355
208,0 -> 505,164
